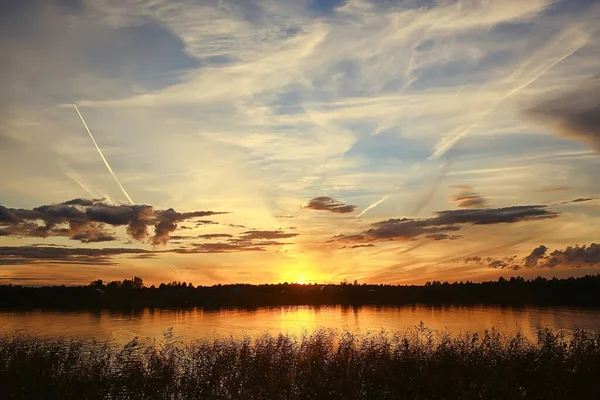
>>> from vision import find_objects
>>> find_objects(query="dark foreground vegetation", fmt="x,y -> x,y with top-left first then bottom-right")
2,274 -> 600,309
1,327 -> 600,399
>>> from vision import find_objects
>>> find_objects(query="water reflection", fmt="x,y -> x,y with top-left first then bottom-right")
2,305 -> 600,345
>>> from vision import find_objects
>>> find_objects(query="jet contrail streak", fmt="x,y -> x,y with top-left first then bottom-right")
356,195 -> 390,218
73,104 -> 134,205
429,27 -> 587,161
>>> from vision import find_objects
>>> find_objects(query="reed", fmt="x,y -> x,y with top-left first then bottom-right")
1,325 -> 599,399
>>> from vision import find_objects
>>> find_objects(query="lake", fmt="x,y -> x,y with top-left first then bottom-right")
2,305 -> 600,345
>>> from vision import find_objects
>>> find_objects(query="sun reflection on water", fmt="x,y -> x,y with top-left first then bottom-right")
2,305 -> 600,346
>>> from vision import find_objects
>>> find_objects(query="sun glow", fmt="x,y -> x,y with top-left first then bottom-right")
279,256 -> 321,284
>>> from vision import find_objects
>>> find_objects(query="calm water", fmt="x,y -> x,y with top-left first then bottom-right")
2,305 -> 600,345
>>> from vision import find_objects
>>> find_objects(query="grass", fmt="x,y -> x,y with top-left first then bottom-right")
1,325 -> 599,399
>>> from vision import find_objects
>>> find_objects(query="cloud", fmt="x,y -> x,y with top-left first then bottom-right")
151,208 -> 229,246
0,246 -> 150,265
0,207 -> 17,224
450,186 -> 487,209
535,186 -> 571,192
524,245 -> 548,267
240,230 -> 299,240
70,230 -> 117,244
62,198 -> 103,206
0,199 -> 225,245
527,77 -> 600,153
433,206 -> 557,225
153,220 -> 177,246
172,227 -> 299,253
305,197 -> 356,214
540,243 -> 600,268
197,233 -> 234,239
426,233 -> 460,241
560,197 -> 597,205
339,205 -> 557,242
175,243 -> 267,254
349,244 -> 375,249
84,204 -> 154,241
198,220 -> 220,226
468,243 -> 600,270
465,255 -> 520,270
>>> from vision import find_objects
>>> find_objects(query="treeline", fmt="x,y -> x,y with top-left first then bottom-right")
1,275 -> 600,309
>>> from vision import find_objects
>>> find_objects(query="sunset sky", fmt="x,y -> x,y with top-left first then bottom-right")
1,0 -> 599,286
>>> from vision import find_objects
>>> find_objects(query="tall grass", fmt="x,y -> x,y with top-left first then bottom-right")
1,325 -> 599,399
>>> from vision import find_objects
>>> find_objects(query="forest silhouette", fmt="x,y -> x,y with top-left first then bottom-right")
2,274 -> 600,309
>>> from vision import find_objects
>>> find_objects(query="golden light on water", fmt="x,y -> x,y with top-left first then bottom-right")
4,305 -> 600,346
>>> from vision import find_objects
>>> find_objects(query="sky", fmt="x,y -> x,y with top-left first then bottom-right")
1,0 -> 599,286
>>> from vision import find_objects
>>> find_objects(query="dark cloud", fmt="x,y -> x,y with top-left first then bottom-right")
465,255 -> 520,270
168,235 -> 191,241
527,77 -> 600,153
175,242 -> 267,254
305,197 -> 356,214
560,197 -> 597,205
62,198 -> 96,206
426,233 -> 460,241
349,244 -> 375,249
540,244 -> 600,268
174,229 -> 297,253
450,186 -> 486,209
0,246 -> 149,265
276,215 -> 295,219
524,245 -> 548,267
240,230 -> 299,240
127,253 -> 159,260
0,199 -> 226,245
70,231 -> 117,243
535,186 -> 571,192
153,220 -> 177,246
468,243 -> 600,270
86,204 -> 146,225
433,206 -> 556,225
197,233 -> 233,239
338,205 -> 557,242
0,205 -> 22,224
358,219 -> 460,241
0,229 -> 9,236
150,208 -> 227,246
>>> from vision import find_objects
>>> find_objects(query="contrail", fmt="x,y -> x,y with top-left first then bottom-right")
429,27 -> 587,161
72,104 -> 134,205
356,195 -> 390,218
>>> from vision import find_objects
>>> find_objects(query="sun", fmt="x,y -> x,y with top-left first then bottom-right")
279,261 -> 318,284
278,253 -> 323,284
